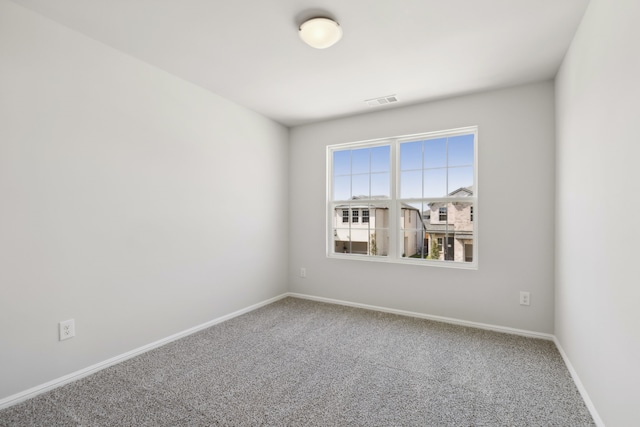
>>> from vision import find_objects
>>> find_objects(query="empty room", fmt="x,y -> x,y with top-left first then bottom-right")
0,0 -> 638,426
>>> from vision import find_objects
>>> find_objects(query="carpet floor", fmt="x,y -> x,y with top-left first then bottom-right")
0,297 -> 594,426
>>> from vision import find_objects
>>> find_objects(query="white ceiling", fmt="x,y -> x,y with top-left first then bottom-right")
12,0 -> 589,127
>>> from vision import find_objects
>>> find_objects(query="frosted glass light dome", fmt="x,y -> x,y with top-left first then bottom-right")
299,17 -> 343,49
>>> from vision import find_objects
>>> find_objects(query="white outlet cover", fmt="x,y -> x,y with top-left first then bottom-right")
59,319 -> 75,341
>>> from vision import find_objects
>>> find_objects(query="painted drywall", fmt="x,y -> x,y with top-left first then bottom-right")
555,0 -> 640,425
289,82 -> 556,334
0,0 -> 288,400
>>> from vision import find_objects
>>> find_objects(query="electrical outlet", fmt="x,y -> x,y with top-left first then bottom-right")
520,291 -> 530,306
300,267 -> 306,278
59,319 -> 75,341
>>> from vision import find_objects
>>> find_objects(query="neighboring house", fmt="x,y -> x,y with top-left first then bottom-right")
400,204 -> 426,258
334,187 -> 474,262
333,197 -> 427,258
334,197 -> 389,255
423,186 -> 474,262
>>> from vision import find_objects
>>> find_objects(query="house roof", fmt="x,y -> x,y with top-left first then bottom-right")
449,186 -> 473,197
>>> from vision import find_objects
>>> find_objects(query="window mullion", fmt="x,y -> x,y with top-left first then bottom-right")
388,138 -> 399,259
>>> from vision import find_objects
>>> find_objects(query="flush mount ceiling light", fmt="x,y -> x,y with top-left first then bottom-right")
299,17 -> 343,49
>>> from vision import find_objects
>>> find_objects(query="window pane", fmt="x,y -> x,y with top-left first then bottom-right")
403,229 -> 427,258
333,175 -> 350,200
333,150 -> 351,176
351,174 -> 369,199
422,202 -> 474,263
448,166 -> 473,194
348,221 -> 368,254
400,202 -> 423,228
423,168 -> 447,197
400,170 -> 422,198
370,206 -> 389,228
400,141 -> 422,171
370,172 -> 390,198
333,228 -> 351,254
424,138 -> 447,168
370,229 -> 388,256
448,134 -> 474,167
400,202 -> 426,258
351,148 -> 370,174
371,146 -> 390,173
332,146 -> 391,202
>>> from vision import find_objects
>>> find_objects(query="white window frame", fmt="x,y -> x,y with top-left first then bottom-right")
326,126 -> 478,269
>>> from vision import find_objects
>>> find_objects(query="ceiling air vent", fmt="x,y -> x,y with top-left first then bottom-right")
366,95 -> 399,107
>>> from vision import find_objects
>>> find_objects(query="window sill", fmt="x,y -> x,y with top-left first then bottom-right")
327,253 -> 478,270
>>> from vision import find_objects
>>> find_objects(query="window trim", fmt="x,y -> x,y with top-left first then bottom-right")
326,126 -> 478,269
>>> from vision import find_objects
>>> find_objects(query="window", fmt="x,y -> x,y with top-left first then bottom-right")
328,126 -> 477,267
439,207 -> 447,221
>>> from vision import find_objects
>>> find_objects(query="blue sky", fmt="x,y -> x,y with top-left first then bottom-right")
333,145 -> 390,200
333,134 -> 474,200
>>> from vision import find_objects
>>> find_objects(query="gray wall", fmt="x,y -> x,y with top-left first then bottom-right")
555,0 -> 640,425
7,2 -> 639,424
0,1 -> 289,400
289,81 -> 556,334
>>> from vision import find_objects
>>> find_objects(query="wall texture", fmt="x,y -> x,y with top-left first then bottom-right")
555,0 -> 640,425
0,0 -> 288,400
289,81 -> 556,334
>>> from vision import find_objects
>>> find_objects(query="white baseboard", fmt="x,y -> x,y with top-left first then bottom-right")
287,292 -> 555,340
0,293 -> 289,410
553,337 -> 605,427
1,291 -> 605,427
